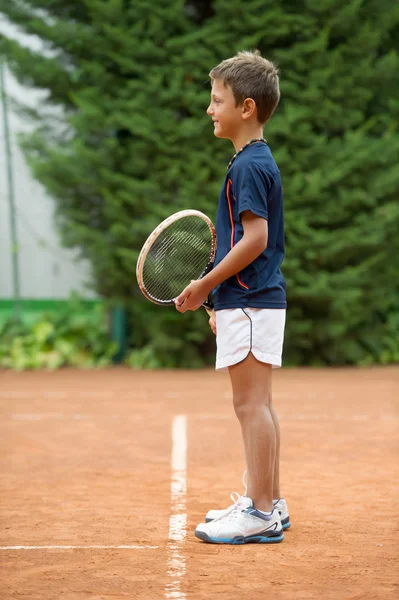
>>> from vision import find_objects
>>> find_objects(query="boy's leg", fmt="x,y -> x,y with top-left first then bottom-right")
229,352 -> 275,512
270,384 -> 281,500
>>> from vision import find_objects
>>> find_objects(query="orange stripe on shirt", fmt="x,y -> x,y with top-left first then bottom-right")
226,179 -> 235,248
226,178 -> 249,290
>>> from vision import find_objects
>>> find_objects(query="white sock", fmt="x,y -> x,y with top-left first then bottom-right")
259,509 -> 273,516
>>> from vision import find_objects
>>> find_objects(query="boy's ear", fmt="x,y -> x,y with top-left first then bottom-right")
241,98 -> 257,120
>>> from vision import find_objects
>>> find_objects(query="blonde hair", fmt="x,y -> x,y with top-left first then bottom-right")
209,50 -> 280,124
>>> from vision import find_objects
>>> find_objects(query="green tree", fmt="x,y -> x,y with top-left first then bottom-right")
0,0 -> 223,366
1,0 -> 398,366
196,0 -> 399,365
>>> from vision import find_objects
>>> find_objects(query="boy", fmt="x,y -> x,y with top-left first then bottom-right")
175,50 -> 289,545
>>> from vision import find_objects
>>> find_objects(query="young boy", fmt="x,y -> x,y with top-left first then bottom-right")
175,50 -> 289,545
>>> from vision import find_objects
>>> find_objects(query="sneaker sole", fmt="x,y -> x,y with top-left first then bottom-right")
195,531 -> 284,545
205,517 -> 292,531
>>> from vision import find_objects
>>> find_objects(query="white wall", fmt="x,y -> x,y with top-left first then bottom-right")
0,17 -> 95,299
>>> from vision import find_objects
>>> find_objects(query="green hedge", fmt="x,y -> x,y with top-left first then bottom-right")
0,298 -> 102,326
1,0 -> 398,367
0,296 -> 117,370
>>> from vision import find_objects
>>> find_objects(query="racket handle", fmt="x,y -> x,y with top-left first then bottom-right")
204,306 -> 216,320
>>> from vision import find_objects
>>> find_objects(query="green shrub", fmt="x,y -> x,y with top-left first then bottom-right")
0,299 -> 117,370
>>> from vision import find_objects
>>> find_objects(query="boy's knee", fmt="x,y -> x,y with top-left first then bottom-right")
233,392 -> 261,420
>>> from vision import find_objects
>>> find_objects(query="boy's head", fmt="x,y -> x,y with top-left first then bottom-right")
208,50 -> 280,133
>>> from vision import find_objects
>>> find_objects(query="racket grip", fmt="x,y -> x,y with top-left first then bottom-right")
204,306 -> 216,320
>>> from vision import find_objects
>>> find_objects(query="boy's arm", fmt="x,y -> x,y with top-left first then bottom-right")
175,211 -> 268,312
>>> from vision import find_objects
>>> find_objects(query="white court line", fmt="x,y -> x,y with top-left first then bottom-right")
165,415 -> 187,600
0,545 -> 158,550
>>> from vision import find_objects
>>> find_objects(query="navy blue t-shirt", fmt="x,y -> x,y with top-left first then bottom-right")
212,142 -> 287,310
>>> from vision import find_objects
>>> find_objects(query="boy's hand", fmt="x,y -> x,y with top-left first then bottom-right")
208,315 -> 216,335
175,280 -> 208,313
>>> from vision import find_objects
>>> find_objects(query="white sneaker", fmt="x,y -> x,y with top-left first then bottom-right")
196,496 -> 284,545
206,495 -> 291,531
273,498 -> 291,530
205,491 -> 246,522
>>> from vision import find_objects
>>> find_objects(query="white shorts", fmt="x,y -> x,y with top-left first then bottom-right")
215,308 -> 286,371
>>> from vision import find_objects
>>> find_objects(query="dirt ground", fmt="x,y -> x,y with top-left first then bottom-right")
0,366 -> 398,600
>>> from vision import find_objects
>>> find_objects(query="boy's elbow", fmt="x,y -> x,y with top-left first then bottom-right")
255,223 -> 268,253
253,235 -> 268,255
258,233 -> 268,252
243,234 -> 267,255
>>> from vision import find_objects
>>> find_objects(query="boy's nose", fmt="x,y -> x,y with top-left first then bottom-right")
206,105 -> 213,116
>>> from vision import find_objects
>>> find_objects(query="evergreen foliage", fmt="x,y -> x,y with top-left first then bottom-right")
1,0 -> 398,366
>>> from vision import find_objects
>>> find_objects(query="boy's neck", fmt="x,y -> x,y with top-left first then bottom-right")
232,126 -> 264,153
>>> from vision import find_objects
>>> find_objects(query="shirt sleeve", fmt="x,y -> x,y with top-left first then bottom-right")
231,161 -> 270,221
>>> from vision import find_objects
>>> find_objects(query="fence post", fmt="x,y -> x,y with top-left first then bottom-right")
110,304 -> 127,363
1,60 -> 21,321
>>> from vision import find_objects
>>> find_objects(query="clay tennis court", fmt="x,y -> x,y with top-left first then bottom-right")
0,366 -> 398,599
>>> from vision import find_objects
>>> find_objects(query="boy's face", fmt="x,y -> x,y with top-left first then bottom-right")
207,79 -> 243,140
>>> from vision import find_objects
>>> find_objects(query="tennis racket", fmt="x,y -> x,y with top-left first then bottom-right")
136,210 -> 216,318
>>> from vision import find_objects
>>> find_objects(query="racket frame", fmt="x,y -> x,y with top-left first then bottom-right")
136,210 -> 217,314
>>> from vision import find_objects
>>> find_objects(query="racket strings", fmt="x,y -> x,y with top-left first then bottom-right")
144,238 -> 211,300
149,249 -> 209,300
142,216 -> 214,303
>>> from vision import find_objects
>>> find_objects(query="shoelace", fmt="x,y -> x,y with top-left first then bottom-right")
212,470 -> 250,522
214,469 -> 278,523
213,468 -> 285,523
242,468 -> 248,496
214,493 -> 247,522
